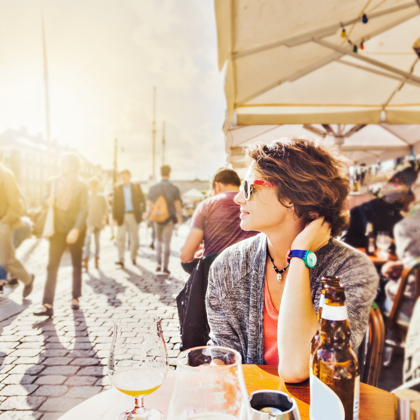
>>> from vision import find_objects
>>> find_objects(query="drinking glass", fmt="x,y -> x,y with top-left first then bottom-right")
167,346 -> 251,420
376,231 -> 392,259
108,316 -> 169,420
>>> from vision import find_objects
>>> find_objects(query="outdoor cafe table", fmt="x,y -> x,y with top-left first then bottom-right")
59,365 -> 394,420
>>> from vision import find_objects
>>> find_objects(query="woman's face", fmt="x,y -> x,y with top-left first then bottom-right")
234,165 -> 292,233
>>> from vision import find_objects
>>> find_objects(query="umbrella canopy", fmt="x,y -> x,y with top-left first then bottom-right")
224,122 -> 420,168
215,0 -> 420,125
183,188 -> 205,202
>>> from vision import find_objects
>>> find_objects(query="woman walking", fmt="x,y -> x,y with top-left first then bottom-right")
34,153 -> 88,317
206,138 -> 378,382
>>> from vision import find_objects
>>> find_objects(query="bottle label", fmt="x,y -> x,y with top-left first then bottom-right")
319,294 -> 325,308
354,375 -> 360,420
322,304 -> 348,321
310,370 -> 345,420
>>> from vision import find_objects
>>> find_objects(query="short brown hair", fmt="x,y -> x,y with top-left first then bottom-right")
161,165 -> 171,177
211,168 -> 241,189
246,138 -> 350,237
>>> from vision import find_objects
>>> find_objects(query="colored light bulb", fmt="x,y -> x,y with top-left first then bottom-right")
362,14 -> 368,24
353,45 -> 358,53
341,28 -> 346,38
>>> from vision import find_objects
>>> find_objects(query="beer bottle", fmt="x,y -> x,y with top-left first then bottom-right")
310,277 -> 341,361
310,283 -> 359,420
365,222 -> 375,256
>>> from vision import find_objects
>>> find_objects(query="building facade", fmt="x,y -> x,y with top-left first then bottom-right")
0,127 -> 101,208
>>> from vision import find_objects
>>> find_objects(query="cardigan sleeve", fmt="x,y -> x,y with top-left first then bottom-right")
206,259 -> 243,355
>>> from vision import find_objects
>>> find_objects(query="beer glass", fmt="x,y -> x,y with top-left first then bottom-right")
376,231 -> 391,259
167,346 -> 251,420
108,316 -> 169,420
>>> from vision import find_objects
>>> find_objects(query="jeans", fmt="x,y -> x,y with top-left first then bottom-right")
83,227 -> 101,258
155,221 -> 174,269
42,230 -> 86,306
0,220 -> 32,280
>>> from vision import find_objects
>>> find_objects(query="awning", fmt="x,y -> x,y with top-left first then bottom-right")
224,122 -> 420,168
215,0 -> 420,124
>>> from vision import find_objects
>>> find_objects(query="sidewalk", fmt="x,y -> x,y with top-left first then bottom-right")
0,223 -> 189,420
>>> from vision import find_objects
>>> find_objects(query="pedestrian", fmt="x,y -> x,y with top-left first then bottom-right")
33,152 -> 88,317
82,177 -> 108,271
112,170 -> 146,268
0,162 -> 35,296
0,216 -> 33,287
180,168 -> 258,267
147,165 -> 182,275
206,138 -> 378,381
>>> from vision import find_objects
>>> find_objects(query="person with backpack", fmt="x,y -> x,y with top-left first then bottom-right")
112,169 -> 146,268
147,165 -> 182,275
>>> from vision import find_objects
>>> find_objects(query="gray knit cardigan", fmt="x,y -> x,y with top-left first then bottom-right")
206,233 -> 378,365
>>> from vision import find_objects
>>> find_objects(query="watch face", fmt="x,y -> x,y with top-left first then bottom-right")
307,252 -> 317,268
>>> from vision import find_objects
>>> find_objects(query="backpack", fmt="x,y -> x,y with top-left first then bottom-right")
151,184 -> 169,223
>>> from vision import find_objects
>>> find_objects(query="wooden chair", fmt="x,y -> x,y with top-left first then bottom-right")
382,263 -> 420,348
366,306 -> 385,386
360,305 -> 385,387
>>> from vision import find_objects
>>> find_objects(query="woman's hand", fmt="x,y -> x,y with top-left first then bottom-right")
291,217 -> 331,252
66,228 -> 79,244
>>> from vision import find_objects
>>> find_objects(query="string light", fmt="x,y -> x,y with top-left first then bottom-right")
360,40 -> 364,50
362,14 -> 368,24
341,28 -> 347,38
353,45 -> 358,53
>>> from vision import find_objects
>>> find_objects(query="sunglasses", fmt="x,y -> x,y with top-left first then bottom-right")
240,179 -> 275,200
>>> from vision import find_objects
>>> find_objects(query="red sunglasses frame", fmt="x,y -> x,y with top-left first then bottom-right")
241,179 -> 275,200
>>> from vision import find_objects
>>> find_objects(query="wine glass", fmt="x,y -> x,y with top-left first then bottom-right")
376,231 -> 392,259
108,316 -> 169,420
167,346 -> 251,420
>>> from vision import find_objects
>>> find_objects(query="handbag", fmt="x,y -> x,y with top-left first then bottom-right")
33,182 -> 55,238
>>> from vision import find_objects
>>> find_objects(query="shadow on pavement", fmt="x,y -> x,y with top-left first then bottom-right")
85,270 -> 127,307
23,309 -> 101,413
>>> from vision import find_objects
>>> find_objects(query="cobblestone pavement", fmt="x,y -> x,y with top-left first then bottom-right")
0,223 -> 189,420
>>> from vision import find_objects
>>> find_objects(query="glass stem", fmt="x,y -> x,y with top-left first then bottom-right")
133,397 -> 145,415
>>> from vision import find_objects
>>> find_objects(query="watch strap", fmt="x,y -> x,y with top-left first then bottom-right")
286,249 -> 308,265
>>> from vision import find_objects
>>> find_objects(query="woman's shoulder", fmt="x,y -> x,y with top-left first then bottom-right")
209,233 -> 265,287
213,232 -> 265,264
316,239 -> 377,286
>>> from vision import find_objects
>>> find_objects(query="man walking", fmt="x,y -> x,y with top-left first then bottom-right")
113,169 -> 146,267
0,163 -> 35,297
180,168 -> 257,265
147,165 -> 182,274
83,177 -> 108,271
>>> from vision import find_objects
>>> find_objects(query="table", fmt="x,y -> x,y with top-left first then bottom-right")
356,248 -> 398,269
59,365 -> 394,420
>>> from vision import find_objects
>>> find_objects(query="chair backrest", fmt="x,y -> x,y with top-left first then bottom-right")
388,264 -> 420,329
362,307 -> 385,387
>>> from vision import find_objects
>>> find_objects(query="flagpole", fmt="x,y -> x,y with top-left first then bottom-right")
42,14 -> 52,177
152,87 -> 156,180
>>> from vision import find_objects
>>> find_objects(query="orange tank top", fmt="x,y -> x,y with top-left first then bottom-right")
263,274 -> 279,366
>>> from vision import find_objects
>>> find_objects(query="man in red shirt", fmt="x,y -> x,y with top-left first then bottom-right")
180,168 -> 257,264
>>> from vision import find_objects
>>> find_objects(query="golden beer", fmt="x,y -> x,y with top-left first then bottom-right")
310,283 -> 359,420
310,277 -> 341,359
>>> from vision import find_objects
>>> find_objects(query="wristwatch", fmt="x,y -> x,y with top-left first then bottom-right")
286,250 -> 317,269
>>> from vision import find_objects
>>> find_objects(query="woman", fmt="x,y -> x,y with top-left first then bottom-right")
206,138 -> 378,383
34,153 -> 88,317
382,169 -> 420,320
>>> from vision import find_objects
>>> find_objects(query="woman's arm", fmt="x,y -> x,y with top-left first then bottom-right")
277,218 -> 331,383
206,262 -> 242,353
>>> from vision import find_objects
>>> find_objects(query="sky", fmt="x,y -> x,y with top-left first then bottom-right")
0,0 -> 227,181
